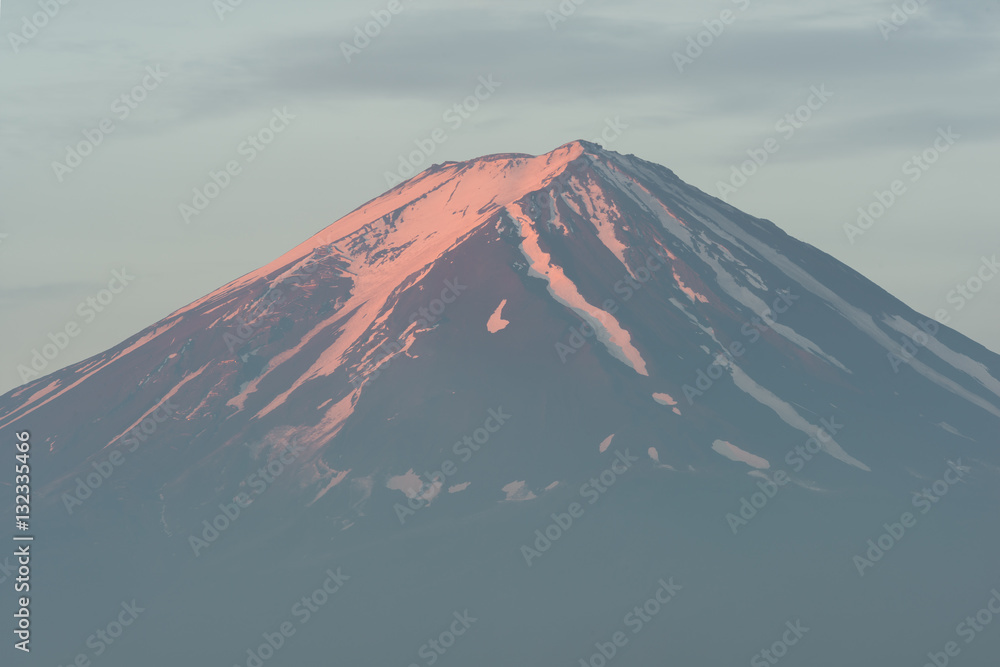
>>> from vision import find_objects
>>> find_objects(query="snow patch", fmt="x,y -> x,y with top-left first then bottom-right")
308,468 -> 350,506
711,440 -> 770,469
726,361 -> 871,472
883,315 -> 1000,401
487,299 -> 510,333
673,270 -> 709,303
508,202 -> 649,376
502,481 -> 536,502
937,421 -> 974,441
386,470 -> 424,498
653,393 -> 677,406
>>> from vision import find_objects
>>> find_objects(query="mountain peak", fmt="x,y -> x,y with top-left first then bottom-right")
6,139 -> 1000,486
12,138 -> 1000,667
216,140 -> 599,294
440,139 -> 607,180
559,138 -> 607,153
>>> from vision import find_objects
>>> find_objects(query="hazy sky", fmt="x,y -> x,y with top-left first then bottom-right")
1,0 -> 998,394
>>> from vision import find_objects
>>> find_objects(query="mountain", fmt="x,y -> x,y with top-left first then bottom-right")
3,140 -> 999,666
